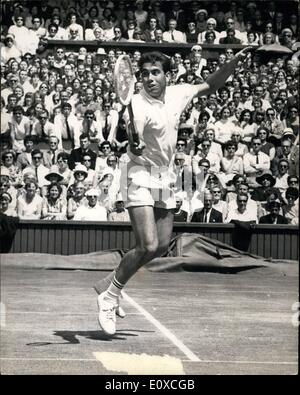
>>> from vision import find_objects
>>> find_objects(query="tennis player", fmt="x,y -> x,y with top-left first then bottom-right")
95,48 -> 253,335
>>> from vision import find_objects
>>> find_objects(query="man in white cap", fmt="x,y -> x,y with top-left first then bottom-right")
74,188 -> 107,221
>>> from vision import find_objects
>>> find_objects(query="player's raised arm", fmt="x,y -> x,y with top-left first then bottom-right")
194,47 -> 255,97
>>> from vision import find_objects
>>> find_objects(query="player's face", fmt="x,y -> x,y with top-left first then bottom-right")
141,61 -> 167,100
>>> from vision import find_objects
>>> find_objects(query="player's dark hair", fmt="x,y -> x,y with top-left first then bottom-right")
138,51 -> 171,73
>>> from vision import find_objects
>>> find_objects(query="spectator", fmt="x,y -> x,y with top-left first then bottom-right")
67,181 -> 87,220
243,136 -> 271,188
69,133 -> 97,170
162,19 -> 185,43
42,135 -> 63,168
193,139 -> 220,175
220,140 -> 243,184
0,191 -> 17,216
81,152 -> 97,187
287,175 -> 299,190
108,197 -> 130,222
214,107 -> 236,145
8,105 -> 30,153
203,30 -> 217,44
282,187 -> 299,224
211,184 -> 227,222
272,135 -> 298,176
274,158 -> 290,194
16,135 -> 38,170
226,192 -> 257,223
65,13 -> 84,40
256,127 -> 275,161
34,109 -> 56,147
199,17 -> 220,44
1,149 -> 22,189
251,170 -> 279,202
95,100 -> 119,144
41,182 -> 67,220
8,14 -> 30,54
183,18 -> 198,44
259,200 -> 288,224
219,28 -> 242,44
74,188 -> 107,221
1,34 -> 22,64
17,180 -> 43,219
166,1 -> 186,31
191,191 -> 223,223
23,148 -> 49,189
54,103 -> 79,151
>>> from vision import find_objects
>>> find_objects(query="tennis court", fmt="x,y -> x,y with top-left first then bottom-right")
1,255 -> 298,375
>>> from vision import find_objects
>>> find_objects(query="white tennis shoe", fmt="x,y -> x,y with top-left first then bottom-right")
93,277 -> 126,318
97,292 -> 117,336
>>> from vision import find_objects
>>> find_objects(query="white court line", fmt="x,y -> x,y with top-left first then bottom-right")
122,291 -> 200,362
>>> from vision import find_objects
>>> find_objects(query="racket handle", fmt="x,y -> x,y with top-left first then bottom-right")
128,103 -> 140,145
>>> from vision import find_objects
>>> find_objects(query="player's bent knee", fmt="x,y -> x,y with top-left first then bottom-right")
136,241 -> 159,258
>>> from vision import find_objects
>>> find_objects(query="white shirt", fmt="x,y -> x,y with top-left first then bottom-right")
243,151 -> 270,175
129,84 -> 198,169
162,30 -> 186,43
54,113 -> 80,148
226,207 -> 258,223
74,203 -> 107,221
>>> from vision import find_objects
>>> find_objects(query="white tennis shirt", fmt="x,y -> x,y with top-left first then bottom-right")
128,84 -> 199,169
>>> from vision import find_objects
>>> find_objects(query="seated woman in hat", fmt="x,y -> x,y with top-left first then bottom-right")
251,170 -> 281,202
67,164 -> 89,199
41,182 -> 67,220
17,180 -> 43,219
42,165 -> 67,199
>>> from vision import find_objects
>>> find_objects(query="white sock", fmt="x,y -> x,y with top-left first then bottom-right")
105,276 -> 124,302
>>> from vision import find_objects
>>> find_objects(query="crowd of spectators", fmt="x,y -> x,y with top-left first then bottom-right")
0,1 -> 299,225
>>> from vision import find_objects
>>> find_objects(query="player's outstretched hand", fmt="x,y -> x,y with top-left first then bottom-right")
130,141 -> 146,156
235,46 -> 256,62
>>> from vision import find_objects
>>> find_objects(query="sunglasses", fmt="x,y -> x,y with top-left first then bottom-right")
237,200 -> 247,203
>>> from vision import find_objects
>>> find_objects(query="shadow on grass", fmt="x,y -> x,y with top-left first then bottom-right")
26,329 -> 154,345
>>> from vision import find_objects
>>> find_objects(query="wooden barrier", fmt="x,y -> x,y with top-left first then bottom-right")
10,220 -> 299,260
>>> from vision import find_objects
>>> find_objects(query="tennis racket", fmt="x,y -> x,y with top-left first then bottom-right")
114,54 -> 140,146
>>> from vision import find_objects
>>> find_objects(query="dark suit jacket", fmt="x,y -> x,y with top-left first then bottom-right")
191,208 -> 223,223
259,214 -> 289,224
69,148 -> 97,170
166,10 -> 186,31
219,36 -> 242,44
